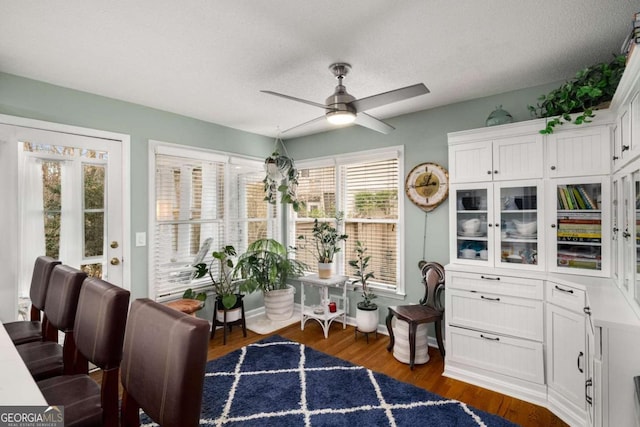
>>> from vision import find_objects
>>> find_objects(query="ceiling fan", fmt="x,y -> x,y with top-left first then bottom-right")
262,63 -> 430,135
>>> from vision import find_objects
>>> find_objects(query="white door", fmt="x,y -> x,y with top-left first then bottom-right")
0,122 -> 125,321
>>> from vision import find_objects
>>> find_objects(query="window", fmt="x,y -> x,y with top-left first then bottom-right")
150,142 -> 278,300
290,147 -> 403,293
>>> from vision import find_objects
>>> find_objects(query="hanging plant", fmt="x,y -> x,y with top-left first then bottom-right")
528,54 -> 626,134
263,137 -> 304,211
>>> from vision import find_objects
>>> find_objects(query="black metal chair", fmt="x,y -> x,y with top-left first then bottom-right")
386,261 -> 445,369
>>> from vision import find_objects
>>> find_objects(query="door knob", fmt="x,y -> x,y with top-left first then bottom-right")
110,241 -> 119,249
110,257 -> 120,266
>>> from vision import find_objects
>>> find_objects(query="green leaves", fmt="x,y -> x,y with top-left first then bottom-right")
529,54 -> 626,134
349,240 -> 377,309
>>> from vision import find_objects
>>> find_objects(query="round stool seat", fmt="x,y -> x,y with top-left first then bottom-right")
165,299 -> 204,316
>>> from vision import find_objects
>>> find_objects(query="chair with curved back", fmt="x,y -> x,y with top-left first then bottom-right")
120,298 -> 210,427
37,276 -> 130,427
385,261 -> 446,370
4,256 -> 61,345
17,265 -> 86,380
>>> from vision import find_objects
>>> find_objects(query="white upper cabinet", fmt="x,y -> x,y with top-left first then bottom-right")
449,124 -> 544,184
546,125 -> 612,178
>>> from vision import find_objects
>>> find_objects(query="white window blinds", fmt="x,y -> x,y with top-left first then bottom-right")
290,148 -> 402,290
151,144 -> 278,300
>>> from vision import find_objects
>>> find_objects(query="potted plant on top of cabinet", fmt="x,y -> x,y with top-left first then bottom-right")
349,240 -> 378,334
235,238 -> 307,321
528,54 -> 626,134
298,212 -> 348,279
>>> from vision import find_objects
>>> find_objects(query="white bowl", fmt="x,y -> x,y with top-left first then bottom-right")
462,218 -> 480,233
512,219 -> 537,235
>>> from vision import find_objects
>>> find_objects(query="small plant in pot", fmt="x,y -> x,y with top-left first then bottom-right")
192,245 -> 241,311
298,212 -> 348,279
235,238 -> 307,321
349,240 -> 378,334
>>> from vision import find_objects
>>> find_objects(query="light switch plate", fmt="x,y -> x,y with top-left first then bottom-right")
135,232 -> 146,247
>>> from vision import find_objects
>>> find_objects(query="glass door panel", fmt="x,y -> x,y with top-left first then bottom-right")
634,171 -> 640,306
455,187 -> 489,263
556,182 -> 602,272
498,185 -> 539,266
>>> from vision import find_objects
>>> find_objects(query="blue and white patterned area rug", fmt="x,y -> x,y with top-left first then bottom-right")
143,335 -> 517,426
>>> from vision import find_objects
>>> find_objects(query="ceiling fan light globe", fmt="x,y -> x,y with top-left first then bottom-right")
326,110 -> 356,125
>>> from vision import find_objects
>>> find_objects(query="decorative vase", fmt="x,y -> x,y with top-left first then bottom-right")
356,305 -> 379,333
391,317 -> 430,365
486,105 -> 514,127
317,262 -> 333,279
263,285 -> 296,321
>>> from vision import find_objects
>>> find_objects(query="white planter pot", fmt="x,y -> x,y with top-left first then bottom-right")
392,317 -> 430,365
317,262 -> 333,279
263,285 -> 296,321
216,307 -> 242,323
356,306 -> 379,333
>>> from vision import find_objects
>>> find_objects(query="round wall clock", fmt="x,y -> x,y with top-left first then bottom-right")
405,162 -> 449,212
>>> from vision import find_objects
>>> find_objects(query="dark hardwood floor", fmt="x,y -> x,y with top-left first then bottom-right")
95,321 -> 567,426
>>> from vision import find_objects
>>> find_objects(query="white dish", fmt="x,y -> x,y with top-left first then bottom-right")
457,231 -> 485,237
505,255 -> 522,263
313,307 -> 324,315
509,232 -> 537,239
460,254 -> 477,259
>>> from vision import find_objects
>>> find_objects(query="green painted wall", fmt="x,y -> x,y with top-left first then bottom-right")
0,70 -> 562,329
283,81 -> 562,320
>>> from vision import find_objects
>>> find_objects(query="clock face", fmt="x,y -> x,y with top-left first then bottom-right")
405,162 -> 449,212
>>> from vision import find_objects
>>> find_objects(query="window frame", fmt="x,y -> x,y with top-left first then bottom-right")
148,140 -> 280,301
289,146 -> 405,297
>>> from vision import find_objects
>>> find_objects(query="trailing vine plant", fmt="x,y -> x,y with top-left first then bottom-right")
263,136 -> 304,212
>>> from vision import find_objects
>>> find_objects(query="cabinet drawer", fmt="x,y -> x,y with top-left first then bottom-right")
447,326 -> 545,384
448,289 -> 543,341
547,281 -> 586,313
447,270 -> 543,299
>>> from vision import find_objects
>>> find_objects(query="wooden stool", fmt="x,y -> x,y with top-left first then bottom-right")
211,296 -> 246,345
165,299 -> 204,316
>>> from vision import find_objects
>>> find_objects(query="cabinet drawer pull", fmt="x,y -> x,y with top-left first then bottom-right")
554,285 -> 574,294
583,306 -> 591,316
623,231 -> 631,239
480,295 -> 500,302
622,144 -> 630,152
494,170 -> 499,174
577,351 -> 584,373
487,170 -> 492,174
550,165 -> 556,170
480,334 -> 500,341
480,275 -> 500,281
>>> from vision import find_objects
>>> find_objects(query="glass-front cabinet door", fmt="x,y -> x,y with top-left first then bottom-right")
634,171 -> 640,307
450,183 -> 492,265
548,176 -> 610,277
494,181 -> 544,270
450,181 -> 543,270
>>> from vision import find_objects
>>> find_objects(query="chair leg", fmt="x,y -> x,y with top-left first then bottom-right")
241,300 -> 247,337
385,309 -> 395,352
121,390 -> 141,427
101,368 -> 120,427
408,322 -> 417,370
435,319 -> 445,358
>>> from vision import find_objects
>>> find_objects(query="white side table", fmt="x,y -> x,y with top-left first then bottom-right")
300,274 -> 349,338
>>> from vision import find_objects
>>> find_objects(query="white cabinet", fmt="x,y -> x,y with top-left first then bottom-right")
449,132 -> 543,183
546,125 -> 611,178
546,176 -> 610,277
546,281 -> 592,427
445,269 -> 546,399
450,181 -> 544,270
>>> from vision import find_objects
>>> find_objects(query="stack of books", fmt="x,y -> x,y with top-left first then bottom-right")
557,185 -> 598,210
557,212 -> 601,243
557,247 -> 601,270
621,11 -> 640,58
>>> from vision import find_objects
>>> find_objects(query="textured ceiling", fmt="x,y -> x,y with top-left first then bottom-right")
0,1 -> 637,138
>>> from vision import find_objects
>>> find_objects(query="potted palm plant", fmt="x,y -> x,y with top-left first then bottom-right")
349,241 -> 378,333
235,239 -> 307,321
299,213 -> 348,279
192,245 -> 244,321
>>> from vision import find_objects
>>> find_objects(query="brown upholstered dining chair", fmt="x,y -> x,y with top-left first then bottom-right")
4,256 -> 61,345
385,261 -> 446,370
120,298 -> 210,427
37,276 -> 130,427
16,265 -> 86,380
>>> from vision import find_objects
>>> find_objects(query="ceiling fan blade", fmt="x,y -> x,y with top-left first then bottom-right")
354,112 -> 395,134
351,83 -> 429,112
261,90 -> 328,110
281,115 -> 327,134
